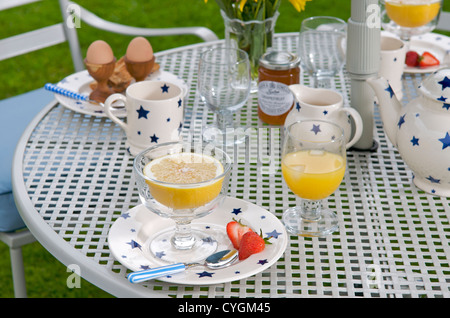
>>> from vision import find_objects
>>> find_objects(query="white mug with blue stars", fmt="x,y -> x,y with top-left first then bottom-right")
380,35 -> 406,101
104,80 -> 184,156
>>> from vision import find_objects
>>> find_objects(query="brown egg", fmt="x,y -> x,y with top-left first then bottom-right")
86,40 -> 114,64
126,37 -> 154,62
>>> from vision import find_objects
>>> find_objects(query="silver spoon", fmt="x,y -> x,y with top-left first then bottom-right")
127,249 -> 238,283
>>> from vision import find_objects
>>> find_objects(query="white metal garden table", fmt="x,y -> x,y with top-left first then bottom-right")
12,33 -> 450,298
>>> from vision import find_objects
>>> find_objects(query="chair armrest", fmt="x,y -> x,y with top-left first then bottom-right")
68,1 -> 218,42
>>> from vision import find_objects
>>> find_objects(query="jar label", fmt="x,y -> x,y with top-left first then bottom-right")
258,81 -> 294,116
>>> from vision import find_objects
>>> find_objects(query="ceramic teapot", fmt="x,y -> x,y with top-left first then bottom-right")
367,68 -> 450,197
285,84 -> 363,149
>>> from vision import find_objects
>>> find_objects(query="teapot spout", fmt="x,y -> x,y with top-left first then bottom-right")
367,76 -> 403,146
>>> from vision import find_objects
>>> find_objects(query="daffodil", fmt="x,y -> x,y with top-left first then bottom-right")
239,0 -> 248,12
288,0 -> 312,12
204,0 -> 312,17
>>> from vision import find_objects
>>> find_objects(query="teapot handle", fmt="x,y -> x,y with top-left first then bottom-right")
341,107 -> 363,149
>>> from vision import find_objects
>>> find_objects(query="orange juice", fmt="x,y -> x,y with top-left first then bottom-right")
143,153 -> 224,210
282,150 -> 345,201
385,0 -> 441,28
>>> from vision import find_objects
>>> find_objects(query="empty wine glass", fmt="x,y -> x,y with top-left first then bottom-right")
282,120 -> 346,237
198,47 -> 251,145
298,16 -> 347,88
381,0 -> 443,42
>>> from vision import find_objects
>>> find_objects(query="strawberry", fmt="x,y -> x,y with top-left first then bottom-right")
226,219 -> 253,250
418,51 -> 440,68
238,231 -> 269,260
405,50 -> 419,67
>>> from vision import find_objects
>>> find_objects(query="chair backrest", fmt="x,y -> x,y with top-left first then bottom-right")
436,11 -> 450,32
0,0 -> 218,72
0,0 -> 69,63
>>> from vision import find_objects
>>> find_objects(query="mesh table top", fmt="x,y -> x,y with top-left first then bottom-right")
14,33 -> 450,298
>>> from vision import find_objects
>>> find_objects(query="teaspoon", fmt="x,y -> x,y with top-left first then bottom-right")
127,249 -> 238,283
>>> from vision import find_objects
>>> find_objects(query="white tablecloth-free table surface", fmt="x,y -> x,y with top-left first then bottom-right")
12,33 -> 450,298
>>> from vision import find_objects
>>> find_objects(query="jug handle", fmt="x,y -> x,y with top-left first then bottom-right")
340,107 -> 363,149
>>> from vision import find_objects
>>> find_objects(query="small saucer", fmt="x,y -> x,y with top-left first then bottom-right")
54,70 -> 188,117
108,197 -> 288,285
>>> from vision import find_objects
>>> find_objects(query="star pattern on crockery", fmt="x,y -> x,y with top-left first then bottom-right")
155,251 -> 166,259
126,240 -> 141,250
426,175 -> 441,184
196,271 -> 214,278
266,229 -> 282,239
161,84 -> 169,93
120,212 -> 131,219
150,134 -> 159,143
439,132 -> 450,150
136,105 -> 150,119
178,98 -> 182,107
438,76 -> 450,90
296,102 -> 301,111
443,104 -> 450,111
231,208 -> 242,215
257,259 -> 268,265
410,136 -> 419,146
311,124 -> 321,135
202,237 -> 216,245
385,85 -> 395,98
397,114 -> 406,129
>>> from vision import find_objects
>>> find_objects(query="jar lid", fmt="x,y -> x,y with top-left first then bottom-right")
259,51 -> 300,70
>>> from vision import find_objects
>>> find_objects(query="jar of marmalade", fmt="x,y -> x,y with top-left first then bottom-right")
258,51 -> 300,125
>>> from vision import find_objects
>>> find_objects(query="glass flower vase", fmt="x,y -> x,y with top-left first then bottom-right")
221,10 -> 279,93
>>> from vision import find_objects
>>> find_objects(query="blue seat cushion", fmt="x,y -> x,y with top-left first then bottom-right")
0,192 -> 26,232
0,88 -> 53,232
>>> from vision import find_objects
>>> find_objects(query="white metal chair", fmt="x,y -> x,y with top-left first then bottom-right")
437,11 -> 450,32
0,0 -> 217,298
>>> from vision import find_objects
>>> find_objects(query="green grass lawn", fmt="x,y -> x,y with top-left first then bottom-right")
1,0 -> 449,298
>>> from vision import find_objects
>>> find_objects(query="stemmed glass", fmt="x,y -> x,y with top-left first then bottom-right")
381,0 -> 443,42
133,141 -> 232,263
282,120 -> 346,237
198,47 -> 251,145
298,16 -> 347,88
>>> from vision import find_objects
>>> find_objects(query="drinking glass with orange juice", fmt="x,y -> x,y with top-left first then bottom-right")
282,120 -> 346,237
134,141 -> 232,263
381,0 -> 443,41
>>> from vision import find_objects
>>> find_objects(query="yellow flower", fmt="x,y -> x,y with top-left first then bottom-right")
204,0 -> 312,14
289,0 -> 312,12
239,0 -> 248,11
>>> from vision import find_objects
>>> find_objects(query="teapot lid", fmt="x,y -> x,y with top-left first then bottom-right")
419,67 -> 450,102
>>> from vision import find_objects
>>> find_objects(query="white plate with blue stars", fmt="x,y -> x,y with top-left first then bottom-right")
402,32 -> 450,74
108,197 -> 288,285
54,69 -> 188,117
